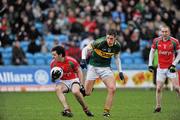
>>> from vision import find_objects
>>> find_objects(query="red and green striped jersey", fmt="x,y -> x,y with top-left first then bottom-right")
151,36 -> 180,68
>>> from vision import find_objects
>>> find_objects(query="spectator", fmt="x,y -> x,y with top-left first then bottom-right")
82,15 -> 97,33
66,41 -> 81,63
52,39 -> 60,47
39,38 -> 48,54
0,31 -> 12,47
12,40 -> 28,65
118,34 -> 128,52
0,18 -> 8,32
154,14 -> 165,31
173,0 -> 180,9
127,29 -> 140,53
70,22 -> 84,35
27,38 -> 40,54
175,27 -> 180,41
67,9 -> 77,24
55,13 -> 69,34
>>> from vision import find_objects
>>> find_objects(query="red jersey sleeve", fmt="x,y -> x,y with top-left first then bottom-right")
175,39 -> 180,50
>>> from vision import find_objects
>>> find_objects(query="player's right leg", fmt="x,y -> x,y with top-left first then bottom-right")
55,83 -> 73,117
154,81 -> 164,113
85,65 -> 98,96
85,80 -> 95,96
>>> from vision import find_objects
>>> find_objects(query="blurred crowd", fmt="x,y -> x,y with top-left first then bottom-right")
0,0 -> 179,65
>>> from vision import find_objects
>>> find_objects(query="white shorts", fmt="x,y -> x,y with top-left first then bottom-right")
55,78 -> 80,91
156,68 -> 177,82
86,65 -> 114,81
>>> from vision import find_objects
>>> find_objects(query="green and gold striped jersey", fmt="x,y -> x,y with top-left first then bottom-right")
89,37 -> 121,67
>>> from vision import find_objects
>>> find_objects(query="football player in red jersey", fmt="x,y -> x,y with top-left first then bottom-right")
148,26 -> 180,113
50,45 -> 93,117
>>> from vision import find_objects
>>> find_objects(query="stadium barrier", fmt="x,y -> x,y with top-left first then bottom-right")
0,66 -> 179,92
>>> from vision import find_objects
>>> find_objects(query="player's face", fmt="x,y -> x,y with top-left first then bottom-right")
161,27 -> 170,39
106,35 -> 116,47
51,51 -> 61,61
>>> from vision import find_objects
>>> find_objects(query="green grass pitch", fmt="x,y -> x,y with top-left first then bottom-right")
0,89 -> 179,120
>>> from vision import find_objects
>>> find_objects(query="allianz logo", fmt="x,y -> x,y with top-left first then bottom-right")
0,72 -> 33,83
0,69 -> 49,85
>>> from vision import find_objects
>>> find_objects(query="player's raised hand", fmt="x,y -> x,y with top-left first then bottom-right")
80,59 -> 87,69
148,66 -> 154,72
168,65 -> 176,73
119,72 -> 124,81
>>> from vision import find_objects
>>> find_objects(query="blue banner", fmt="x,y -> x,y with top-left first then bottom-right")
0,66 -> 51,85
0,65 -> 179,86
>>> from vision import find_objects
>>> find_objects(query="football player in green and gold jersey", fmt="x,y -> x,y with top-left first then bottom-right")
80,29 -> 124,117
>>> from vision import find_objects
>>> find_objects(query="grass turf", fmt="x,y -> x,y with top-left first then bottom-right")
0,89 -> 180,120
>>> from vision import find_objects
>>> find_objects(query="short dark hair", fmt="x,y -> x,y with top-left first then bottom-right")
106,29 -> 117,37
51,45 -> 66,57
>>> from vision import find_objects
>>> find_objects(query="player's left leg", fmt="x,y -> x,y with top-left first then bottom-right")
85,65 -> 98,96
71,82 -> 94,117
95,67 -> 115,117
168,72 -> 180,96
55,83 -> 73,117
102,75 -> 116,117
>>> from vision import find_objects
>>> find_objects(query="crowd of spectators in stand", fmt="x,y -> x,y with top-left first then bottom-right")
0,0 -> 179,65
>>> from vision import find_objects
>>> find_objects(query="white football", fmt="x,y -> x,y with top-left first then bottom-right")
50,66 -> 63,79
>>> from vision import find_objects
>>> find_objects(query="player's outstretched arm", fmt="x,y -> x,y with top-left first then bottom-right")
169,50 -> 180,73
114,53 -> 124,80
80,44 -> 92,69
172,50 -> 180,66
148,48 -> 155,72
81,44 -> 92,59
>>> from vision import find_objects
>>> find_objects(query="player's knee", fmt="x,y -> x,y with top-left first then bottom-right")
85,91 -> 91,96
71,88 -> 79,95
156,87 -> 161,93
107,86 -> 116,93
174,87 -> 180,94
55,86 -> 63,93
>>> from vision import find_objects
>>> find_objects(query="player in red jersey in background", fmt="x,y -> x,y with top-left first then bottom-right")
148,26 -> 180,113
50,45 -> 93,117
